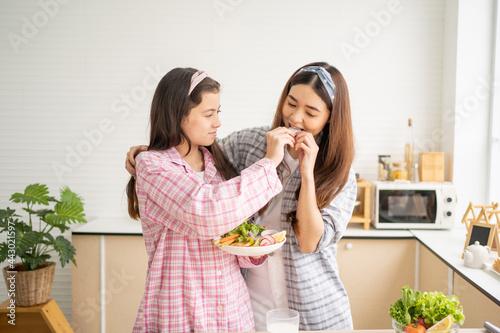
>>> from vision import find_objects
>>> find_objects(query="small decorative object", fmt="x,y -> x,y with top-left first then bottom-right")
463,241 -> 491,268
461,202 -> 500,231
418,152 -> 445,182
0,183 -> 87,306
461,202 -> 500,258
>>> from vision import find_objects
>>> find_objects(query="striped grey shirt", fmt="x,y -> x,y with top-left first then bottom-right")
220,126 -> 357,331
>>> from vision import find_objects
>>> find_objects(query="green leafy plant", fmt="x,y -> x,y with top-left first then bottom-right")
0,183 -> 87,271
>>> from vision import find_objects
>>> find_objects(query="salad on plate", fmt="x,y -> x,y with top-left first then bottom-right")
213,219 -> 286,256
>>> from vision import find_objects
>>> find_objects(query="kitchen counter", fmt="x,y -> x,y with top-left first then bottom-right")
72,217 -> 143,235
72,218 -> 500,306
412,228 -> 500,306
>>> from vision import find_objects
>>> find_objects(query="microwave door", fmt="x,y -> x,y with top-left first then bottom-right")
378,190 -> 437,224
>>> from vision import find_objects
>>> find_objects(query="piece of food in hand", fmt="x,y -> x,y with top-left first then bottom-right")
403,323 -> 426,333
289,127 -> 301,135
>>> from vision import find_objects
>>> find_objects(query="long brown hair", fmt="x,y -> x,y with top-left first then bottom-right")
127,67 -> 238,220
270,62 -> 354,223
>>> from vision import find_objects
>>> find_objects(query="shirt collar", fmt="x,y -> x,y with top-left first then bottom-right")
166,146 -> 216,182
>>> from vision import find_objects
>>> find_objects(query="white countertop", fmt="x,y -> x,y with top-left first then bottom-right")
72,217 -> 142,235
411,228 -> 500,306
72,218 -> 500,306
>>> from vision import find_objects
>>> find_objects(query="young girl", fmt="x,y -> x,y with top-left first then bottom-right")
127,62 -> 357,331
126,67 -> 293,332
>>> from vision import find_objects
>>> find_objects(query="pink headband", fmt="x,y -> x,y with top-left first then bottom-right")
188,71 -> 208,95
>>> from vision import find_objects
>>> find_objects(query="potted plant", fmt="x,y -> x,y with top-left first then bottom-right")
0,183 -> 87,306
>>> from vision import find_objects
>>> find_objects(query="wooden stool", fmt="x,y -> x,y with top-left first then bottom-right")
0,299 -> 73,333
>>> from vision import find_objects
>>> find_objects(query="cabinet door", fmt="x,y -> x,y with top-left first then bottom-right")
337,238 -> 416,329
72,235 -> 148,333
418,243 -> 449,294
72,235 -> 101,333
105,236 -> 148,333
453,273 -> 500,328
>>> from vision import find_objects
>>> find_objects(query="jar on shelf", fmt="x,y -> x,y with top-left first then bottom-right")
378,155 -> 391,180
391,162 -> 408,181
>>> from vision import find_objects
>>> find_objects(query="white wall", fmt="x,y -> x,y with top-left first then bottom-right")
0,0 -> 494,326
452,0 -> 495,216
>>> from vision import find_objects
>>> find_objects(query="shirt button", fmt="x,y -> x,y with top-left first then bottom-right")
216,270 -> 222,277
217,305 -> 224,312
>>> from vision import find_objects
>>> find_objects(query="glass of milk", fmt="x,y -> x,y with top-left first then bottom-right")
266,308 -> 299,333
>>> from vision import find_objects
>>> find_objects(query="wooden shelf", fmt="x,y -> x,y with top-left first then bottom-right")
349,179 -> 372,230
0,298 -> 73,333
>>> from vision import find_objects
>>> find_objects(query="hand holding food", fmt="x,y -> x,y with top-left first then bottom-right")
265,127 -> 296,167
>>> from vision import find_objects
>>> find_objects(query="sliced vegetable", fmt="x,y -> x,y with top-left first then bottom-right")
219,234 -> 240,244
231,242 -> 252,247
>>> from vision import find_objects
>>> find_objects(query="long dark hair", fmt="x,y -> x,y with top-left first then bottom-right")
270,62 -> 355,224
127,67 -> 238,220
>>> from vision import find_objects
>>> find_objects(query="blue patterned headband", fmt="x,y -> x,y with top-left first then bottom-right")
296,66 -> 335,104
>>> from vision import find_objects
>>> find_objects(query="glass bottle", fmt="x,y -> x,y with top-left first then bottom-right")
405,118 -> 415,181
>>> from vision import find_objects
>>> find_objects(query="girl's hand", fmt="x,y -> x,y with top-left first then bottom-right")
265,127 -> 295,167
126,145 -> 148,178
294,131 -> 319,179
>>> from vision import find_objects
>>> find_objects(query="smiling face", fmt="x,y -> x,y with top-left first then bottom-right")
181,92 -> 221,148
282,84 -> 330,137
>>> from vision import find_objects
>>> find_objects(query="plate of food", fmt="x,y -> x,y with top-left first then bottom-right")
487,257 -> 500,277
213,220 -> 286,256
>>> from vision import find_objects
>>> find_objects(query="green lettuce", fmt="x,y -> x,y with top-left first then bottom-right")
221,219 -> 266,244
389,286 -> 465,326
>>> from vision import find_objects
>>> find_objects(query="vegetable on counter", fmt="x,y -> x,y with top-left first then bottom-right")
389,286 -> 465,328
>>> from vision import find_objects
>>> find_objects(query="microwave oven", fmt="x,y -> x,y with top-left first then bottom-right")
371,181 -> 457,229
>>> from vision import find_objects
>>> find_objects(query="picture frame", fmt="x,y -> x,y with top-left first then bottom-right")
462,222 -> 500,258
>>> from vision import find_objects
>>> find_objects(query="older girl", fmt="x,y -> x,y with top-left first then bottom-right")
126,67 -> 292,332
127,62 -> 357,331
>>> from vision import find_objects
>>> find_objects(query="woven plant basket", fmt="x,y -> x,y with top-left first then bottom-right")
2,261 -> 56,307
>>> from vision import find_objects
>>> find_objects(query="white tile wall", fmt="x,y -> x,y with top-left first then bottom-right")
0,0 -> 451,327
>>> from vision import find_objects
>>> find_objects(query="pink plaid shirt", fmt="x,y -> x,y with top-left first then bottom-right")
133,147 -> 282,333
